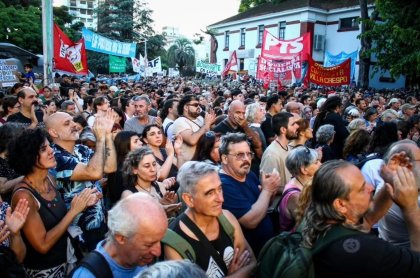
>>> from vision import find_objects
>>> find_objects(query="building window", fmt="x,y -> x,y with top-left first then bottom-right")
240,28 -> 246,48
224,59 -> 228,67
339,17 -> 359,31
224,31 -> 230,50
87,2 -> 93,8
278,21 -> 286,40
239,58 -> 244,71
70,0 -> 76,6
80,0 -> 86,4
257,25 -> 264,46
79,9 -> 86,14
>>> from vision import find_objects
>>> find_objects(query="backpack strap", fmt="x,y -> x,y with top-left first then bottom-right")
218,213 -> 235,244
161,229 -> 196,262
312,225 -> 362,255
164,121 -> 173,137
70,250 -> 112,278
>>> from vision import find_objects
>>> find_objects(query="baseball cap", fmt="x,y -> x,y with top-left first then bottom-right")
387,98 -> 400,106
401,103 -> 416,112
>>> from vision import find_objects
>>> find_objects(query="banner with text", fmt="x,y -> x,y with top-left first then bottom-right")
0,59 -> 19,87
145,57 -> 162,76
256,55 -> 301,86
196,61 -> 221,76
324,50 -> 357,80
82,28 -> 136,58
109,55 -> 126,73
261,30 -> 311,60
307,57 -> 351,86
54,23 -> 88,74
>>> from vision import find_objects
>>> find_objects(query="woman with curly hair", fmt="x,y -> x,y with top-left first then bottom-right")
9,128 -> 97,277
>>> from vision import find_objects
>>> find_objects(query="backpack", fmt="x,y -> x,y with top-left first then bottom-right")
68,250 -> 112,278
257,225 -> 361,278
161,213 -> 235,263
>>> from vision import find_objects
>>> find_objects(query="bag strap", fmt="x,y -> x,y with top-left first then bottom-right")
181,213 -> 229,274
218,213 -> 235,244
312,225 -> 362,255
71,250 -> 113,278
164,121 -> 173,137
161,229 -> 196,262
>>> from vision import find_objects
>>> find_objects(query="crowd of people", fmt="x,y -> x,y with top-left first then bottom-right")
0,70 -> 419,277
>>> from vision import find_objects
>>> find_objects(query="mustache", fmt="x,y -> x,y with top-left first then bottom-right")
241,163 -> 250,167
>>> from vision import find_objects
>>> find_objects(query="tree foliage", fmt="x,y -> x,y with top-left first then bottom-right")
0,1 -> 42,53
167,38 -> 195,76
361,0 -> 420,86
238,0 -> 285,12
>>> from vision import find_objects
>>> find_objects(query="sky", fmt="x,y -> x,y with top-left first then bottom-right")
147,0 -> 240,38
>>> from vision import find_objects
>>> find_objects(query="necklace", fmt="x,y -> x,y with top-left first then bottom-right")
136,183 -> 152,194
275,139 -> 288,151
25,176 -> 58,208
295,177 -> 306,187
25,177 -> 52,194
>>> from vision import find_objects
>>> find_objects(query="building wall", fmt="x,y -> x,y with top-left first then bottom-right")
209,5 -> 405,89
65,0 -> 98,30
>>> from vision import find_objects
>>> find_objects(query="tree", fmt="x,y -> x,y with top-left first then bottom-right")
0,2 -> 42,53
357,0 -> 371,89
167,38 -> 196,76
238,0 -> 285,13
361,0 -> 420,87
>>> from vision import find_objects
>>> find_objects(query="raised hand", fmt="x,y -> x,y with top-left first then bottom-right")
165,137 -> 175,156
162,177 -> 176,190
173,135 -> 183,155
0,221 -> 10,244
388,166 -> 418,212
260,170 -> 281,194
70,188 -> 95,215
160,191 -> 178,206
155,116 -> 163,127
204,109 -> 216,129
5,199 -> 29,235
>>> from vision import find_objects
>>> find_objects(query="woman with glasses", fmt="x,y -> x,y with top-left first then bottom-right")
121,147 -> 181,217
192,131 -> 222,166
278,146 -> 321,232
142,124 -> 182,181
0,96 -> 20,125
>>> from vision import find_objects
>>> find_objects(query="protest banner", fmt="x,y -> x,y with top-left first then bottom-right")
196,61 -> 222,76
82,28 -> 136,58
109,55 -> 126,73
324,50 -> 358,80
0,59 -> 19,87
307,57 -> 351,86
54,24 -> 88,74
261,30 -> 311,60
256,55 -> 301,86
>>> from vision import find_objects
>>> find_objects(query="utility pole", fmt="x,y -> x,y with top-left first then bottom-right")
42,0 -> 53,86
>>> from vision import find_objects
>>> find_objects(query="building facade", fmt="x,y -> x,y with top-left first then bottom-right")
64,0 -> 98,30
208,0 -> 404,89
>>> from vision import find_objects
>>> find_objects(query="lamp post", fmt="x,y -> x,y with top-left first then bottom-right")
42,0 -> 53,86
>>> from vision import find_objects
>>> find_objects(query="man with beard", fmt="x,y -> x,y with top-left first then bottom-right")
260,112 -> 300,192
45,111 -> 117,251
124,95 -> 159,134
219,133 -> 280,256
171,94 -> 215,166
301,160 -> 420,277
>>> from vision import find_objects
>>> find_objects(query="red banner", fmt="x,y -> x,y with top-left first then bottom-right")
53,23 -> 88,74
306,57 -> 351,86
221,50 -> 237,77
256,55 -> 301,86
261,30 -> 311,60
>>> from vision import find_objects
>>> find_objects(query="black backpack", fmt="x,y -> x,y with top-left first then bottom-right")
257,225 -> 361,278
68,250 -> 112,278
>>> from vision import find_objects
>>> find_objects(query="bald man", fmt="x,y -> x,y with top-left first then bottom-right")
213,100 -> 263,163
45,111 -> 117,251
71,193 -> 168,277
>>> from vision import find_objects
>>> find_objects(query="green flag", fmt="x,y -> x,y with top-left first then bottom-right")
109,55 -> 126,73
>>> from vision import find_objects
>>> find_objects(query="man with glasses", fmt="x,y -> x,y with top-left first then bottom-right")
219,133 -> 280,256
124,95 -> 158,134
171,94 -> 215,166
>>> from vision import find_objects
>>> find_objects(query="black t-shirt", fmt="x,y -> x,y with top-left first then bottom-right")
314,233 -> 420,278
7,111 -> 44,128
213,119 -> 242,135
261,113 -> 275,146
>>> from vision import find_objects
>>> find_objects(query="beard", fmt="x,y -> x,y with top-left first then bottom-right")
286,129 -> 298,140
188,109 -> 200,119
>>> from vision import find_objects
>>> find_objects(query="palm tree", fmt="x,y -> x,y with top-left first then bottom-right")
167,38 -> 195,76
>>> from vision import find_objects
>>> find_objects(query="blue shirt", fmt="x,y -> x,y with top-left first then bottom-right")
219,171 -> 274,256
50,144 -> 105,231
71,240 -> 146,278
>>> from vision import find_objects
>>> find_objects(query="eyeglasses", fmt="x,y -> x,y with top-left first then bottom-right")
188,103 -> 200,107
205,131 -> 215,139
227,152 -> 255,160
